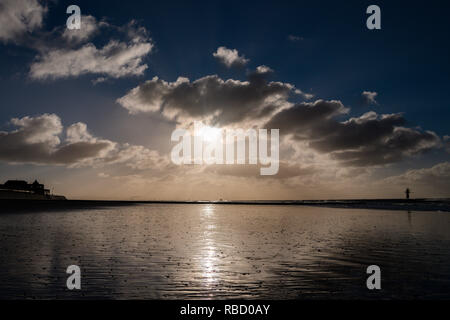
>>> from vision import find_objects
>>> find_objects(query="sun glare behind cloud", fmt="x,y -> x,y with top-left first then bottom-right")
197,125 -> 222,143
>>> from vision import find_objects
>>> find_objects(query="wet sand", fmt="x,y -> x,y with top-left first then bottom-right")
0,203 -> 449,299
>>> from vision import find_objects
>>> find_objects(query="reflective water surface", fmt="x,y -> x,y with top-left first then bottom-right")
1,204 -> 450,299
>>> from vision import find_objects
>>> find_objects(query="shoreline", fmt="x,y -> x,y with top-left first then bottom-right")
1,198 -> 449,212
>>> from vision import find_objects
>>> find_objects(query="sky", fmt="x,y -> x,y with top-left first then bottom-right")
0,0 -> 449,200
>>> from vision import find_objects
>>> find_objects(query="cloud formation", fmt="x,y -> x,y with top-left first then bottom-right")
30,18 -> 153,80
203,161 -> 317,180
267,101 -> 441,166
0,114 -> 167,169
0,0 -> 47,43
62,15 -> 103,44
0,2 -> 154,81
119,70 -> 442,169
117,73 -> 308,126
382,162 -> 450,197
213,46 -> 249,68
0,114 -> 114,165
30,39 -> 153,80
256,65 -> 274,74
361,91 -> 378,106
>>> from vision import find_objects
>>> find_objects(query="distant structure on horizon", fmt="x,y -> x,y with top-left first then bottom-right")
0,180 -> 66,200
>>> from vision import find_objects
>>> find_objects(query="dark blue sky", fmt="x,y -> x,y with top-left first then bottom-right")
1,0 -> 450,135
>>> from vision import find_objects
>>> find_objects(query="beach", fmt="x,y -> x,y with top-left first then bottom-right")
1,203 -> 450,299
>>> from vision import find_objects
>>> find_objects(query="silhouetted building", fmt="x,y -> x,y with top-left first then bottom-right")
0,180 -> 50,196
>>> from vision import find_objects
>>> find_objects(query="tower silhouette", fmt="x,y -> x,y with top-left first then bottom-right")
405,188 -> 411,199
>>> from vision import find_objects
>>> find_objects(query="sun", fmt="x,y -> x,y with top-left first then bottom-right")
197,125 -> 222,143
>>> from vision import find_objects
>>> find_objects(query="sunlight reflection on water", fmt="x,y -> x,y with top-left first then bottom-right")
201,204 -> 218,285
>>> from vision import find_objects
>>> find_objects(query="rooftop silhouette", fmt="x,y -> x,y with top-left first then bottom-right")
0,180 -> 65,200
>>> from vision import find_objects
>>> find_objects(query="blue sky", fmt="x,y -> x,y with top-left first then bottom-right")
0,0 -> 449,200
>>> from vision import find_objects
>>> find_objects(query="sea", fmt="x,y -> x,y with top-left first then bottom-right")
0,203 -> 449,299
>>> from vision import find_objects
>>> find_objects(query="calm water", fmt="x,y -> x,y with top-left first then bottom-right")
0,204 -> 450,299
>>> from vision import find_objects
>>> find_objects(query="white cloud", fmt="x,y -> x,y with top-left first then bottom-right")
10,12 -> 155,81
294,89 -> 314,100
256,65 -> 273,74
361,91 -> 378,106
9,113 -> 62,146
0,0 -> 47,43
29,39 -> 153,80
213,46 -> 249,68
62,15 -> 103,44
66,122 -> 96,143
0,3 -> 154,81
